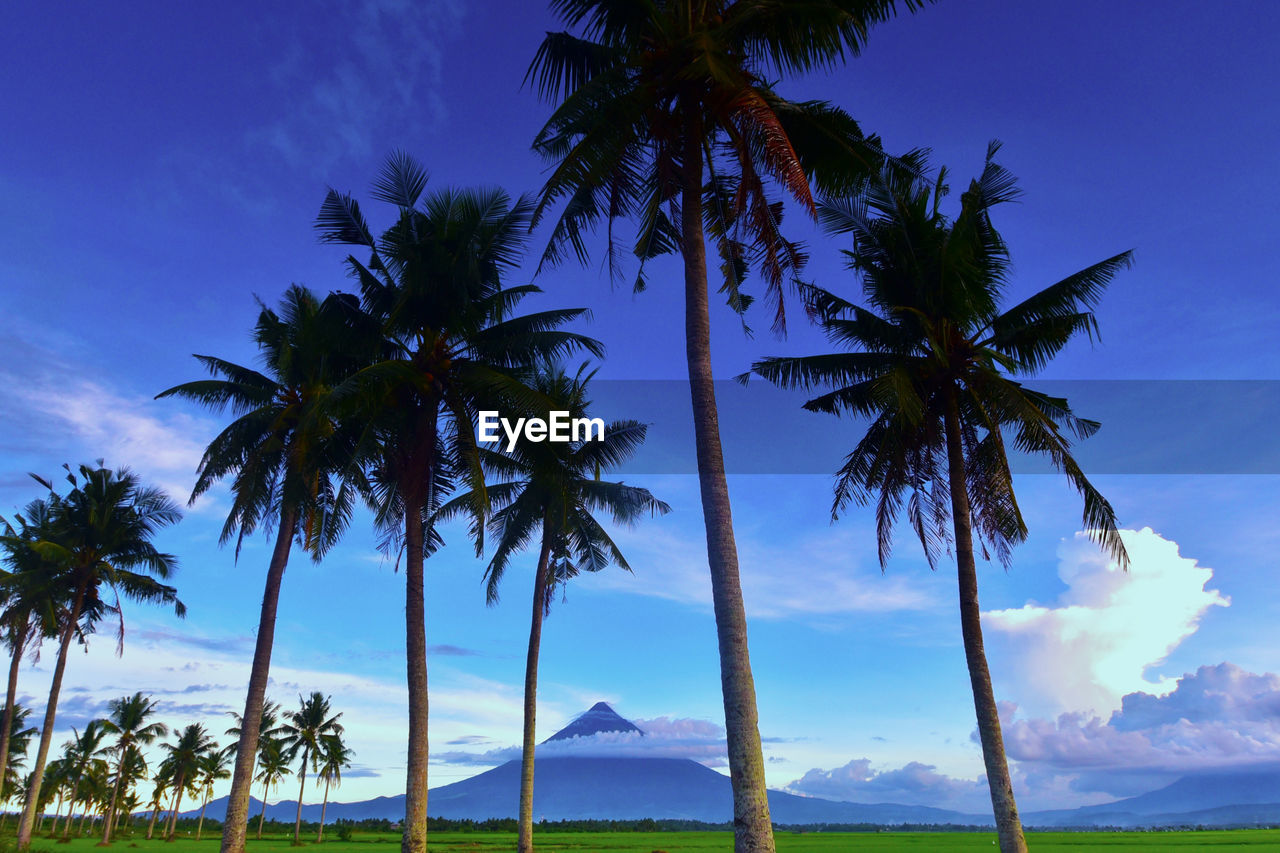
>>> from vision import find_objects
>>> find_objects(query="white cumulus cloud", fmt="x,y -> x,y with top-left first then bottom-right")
984,528 -> 1228,715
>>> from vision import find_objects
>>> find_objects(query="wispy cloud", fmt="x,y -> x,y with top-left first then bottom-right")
249,0 -> 465,176
0,325 -> 221,509
583,521 -> 935,620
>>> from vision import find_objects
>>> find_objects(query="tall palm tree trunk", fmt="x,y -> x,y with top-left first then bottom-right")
292,748 -> 308,844
197,792 -> 209,841
257,781 -> 268,840
0,626 -> 27,807
517,527 -> 554,853
17,578 -> 88,849
77,802 -> 90,836
62,780 -> 83,839
402,416 -> 437,853
680,117 -> 775,853
402,499 -> 429,853
101,746 -> 129,845
943,388 -> 1026,853
146,802 -> 160,840
166,777 -> 185,840
221,506 -> 298,853
316,777 -> 330,842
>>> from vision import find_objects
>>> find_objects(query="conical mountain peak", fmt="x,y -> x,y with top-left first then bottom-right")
544,702 -> 643,743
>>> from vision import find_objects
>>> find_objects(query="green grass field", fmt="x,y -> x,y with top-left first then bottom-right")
11,831 -> 1280,853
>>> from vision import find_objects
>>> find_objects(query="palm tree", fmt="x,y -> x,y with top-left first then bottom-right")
253,738 -> 291,841
157,286 -> 370,853
313,734 -> 352,842
527,4 -> 932,847
0,500 -> 60,811
74,758 -> 109,836
116,789 -> 142,833
145,766 -> 171,841
99,692 -> 168,845
749,146 -> 1132,853
0,705 -> 36,829
439,364 -> 667,853
14,464 -> 184,849
278,693 -> 342,845
60,721 -> 110,839
160,724 -> 215,840
316,153 -> 603,853
195,745 -> 233,841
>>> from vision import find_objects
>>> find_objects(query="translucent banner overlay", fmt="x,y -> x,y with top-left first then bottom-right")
576,380 -> 1280,475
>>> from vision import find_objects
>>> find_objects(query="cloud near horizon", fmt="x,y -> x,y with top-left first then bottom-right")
435,715 -> 729,767
787,758 -> 991,813
1001,662 -> 1280,797
984,528 -> 1228,716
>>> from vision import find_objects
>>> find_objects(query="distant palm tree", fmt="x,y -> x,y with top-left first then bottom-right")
14,464 -> 184,850
527,4 -> 932,847
316,152 -> 603,853
749,146 -> 1131,853
253,738 -> 291,840
100,692 -> 168,844
60,721 -> 110,839
313,734 -> 352,842
145,766 -> 171,841
74,758 -> 109,836
440,364 -> 667,853
158,287 -> 370,853
278,693 -> 343,845
117,789 -> 142,833
195,745 -> 233,841
160,724 -> 215,840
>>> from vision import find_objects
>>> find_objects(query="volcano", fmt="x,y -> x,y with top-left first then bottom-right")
543,701 -> 643,742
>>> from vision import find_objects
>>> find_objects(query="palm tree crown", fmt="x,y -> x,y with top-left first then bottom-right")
752,144 -> 1132,568
750,145 -> 1131,853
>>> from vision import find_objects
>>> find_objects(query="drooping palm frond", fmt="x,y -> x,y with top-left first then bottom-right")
752,146 -> 1131,570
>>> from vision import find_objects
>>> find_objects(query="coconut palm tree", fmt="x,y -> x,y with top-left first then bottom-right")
439,364 -> 667,853
157,286 -> 371,853
74,758 -> 109,836
0,705 -> 36,829
59,721 -> 110,839
14,464 -> 184,849
316,153 -> 604,853
145,765 -> 171,841
99,692 -> 168,844
253,738 -> 291,841
277,693 -> 342,845
749,146 -> 1131,853
0,500 -> 61,810
195,745 -> 233,841
160,724 -> 214,840
527,4 -> 932,847
117,789 -> 142,834
313,734 -> 352,842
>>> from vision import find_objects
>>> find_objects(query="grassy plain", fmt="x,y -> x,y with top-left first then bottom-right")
10,830 -> 1280,852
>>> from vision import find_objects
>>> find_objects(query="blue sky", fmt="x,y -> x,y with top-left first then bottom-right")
2,0 -> 1279,814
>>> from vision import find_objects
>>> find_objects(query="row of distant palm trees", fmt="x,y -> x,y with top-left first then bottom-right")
0,690 -> 351,846
2,4 -> 1137,853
